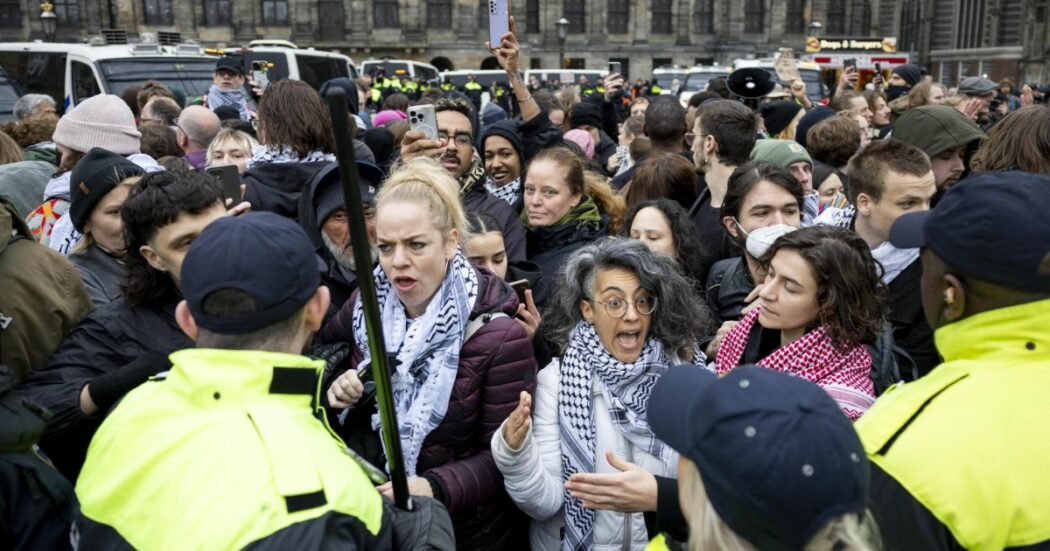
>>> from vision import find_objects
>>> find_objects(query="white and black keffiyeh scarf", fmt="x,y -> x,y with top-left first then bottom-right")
483,176 -> 521,205
558,321 -> 679,550
351,252 -> 479,476
246,144 -> 336,169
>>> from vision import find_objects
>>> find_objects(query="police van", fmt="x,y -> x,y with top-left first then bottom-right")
651,65 -> 688,95
223,40 -> 358,89
0,34 -> 219,118
524,69 -> 607,88
733,57 -> 827,102
678,66 -> 731,104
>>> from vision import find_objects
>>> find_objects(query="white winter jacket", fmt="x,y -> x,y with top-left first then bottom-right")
491,359 -> 678,551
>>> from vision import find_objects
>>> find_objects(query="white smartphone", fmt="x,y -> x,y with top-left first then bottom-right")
488,0 -> 510,49
408,104 -> 438,140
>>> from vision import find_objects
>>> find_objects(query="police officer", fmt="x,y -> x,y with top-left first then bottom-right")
464,73 -> 483,110
858,171 -> 1050,549
73,212 -> 453,549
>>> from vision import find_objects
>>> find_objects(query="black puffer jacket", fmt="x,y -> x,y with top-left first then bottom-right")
525,213 -> 608,310
705,256 -> 754,326
14,293 -> 191,481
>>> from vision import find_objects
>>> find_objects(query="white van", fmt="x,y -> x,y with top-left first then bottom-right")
524,69 -> 607,88
0,39 -> 219,118
224,40 -> 358,89
678,66 -> 730,104
733,58 -> 827,102
360,59 -> 440,83
651,65 -> 687,95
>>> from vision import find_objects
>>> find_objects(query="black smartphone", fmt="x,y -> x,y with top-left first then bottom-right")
206,164 -> 242,203
509,279 -> 530,304
874,62 -> 882,75
608,62 -> 622,77
843,58 -> 857,72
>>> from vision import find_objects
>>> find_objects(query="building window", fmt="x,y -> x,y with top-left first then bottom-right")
652,0 -> 672,34
374,0 -> 398,27
202,0 -> 230,25
785,0 -> 804,34
0,0 -> 18,28
260,0 -> 288,25
608,0 -> 628,33
526,0 -> 539,33
826,0 -> 845,34
143,0 -> 173,24
956,0 -> 986,48
564,3 -> 585,33
744,0 -> 764,33
428,0 -> 451,27
693,0 -> 713,34
51,0 -> 79,24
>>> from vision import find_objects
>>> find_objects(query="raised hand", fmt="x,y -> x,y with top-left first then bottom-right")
502,390 -> 532,451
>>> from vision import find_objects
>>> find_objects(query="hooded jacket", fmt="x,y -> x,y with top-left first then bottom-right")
892,105 -> 985,159
0,160 -> 53,219
319,267 -> 536,551
242,161 -> 334,221
0,199 -> 92,384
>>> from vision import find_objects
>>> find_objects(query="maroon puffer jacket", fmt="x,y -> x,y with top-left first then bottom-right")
320,267 -> 537,550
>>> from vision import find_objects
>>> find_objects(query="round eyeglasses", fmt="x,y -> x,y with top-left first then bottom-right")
593,296 -> 657,318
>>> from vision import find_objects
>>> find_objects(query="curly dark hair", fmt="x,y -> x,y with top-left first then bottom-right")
121,170 -> 225,307
620,198 -> 707,286
544,237 -> 712,360
759,226 -> 888,350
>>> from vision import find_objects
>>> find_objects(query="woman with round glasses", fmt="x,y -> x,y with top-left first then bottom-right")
491,238 -> 711,550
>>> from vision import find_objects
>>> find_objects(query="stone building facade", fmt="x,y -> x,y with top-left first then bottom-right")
6,0 -> 1047,82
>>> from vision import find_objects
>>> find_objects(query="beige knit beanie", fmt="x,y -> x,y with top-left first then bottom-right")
52,94 -> 141,155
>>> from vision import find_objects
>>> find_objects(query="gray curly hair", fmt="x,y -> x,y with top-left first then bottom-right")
543,237 -> 711,360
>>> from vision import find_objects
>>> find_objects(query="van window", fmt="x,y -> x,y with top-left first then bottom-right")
294,54 -> 348,89
98,58 -> 216,99
414,65 -> 438,82
72,60 -> 100,103
363,61 -> 408,78
0,51 -> 67,114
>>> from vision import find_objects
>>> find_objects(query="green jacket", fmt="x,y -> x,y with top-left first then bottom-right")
75,349 -> 390,549
0,199 -> 91,383
892,105 -> 985,159
857,299 -> 1050,550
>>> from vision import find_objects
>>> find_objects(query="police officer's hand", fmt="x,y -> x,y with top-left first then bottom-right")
488,16 -> 520,77
401,130 -> 447,162
327,369 -> 365,408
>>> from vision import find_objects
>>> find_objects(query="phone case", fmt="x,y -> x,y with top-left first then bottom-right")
408,105 -> 439,140
488,0 -> 510,49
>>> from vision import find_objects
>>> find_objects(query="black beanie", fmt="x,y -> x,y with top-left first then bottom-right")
794,106 -> 835,149
68,147 -> 144,233
318,77 -> 360,116
570,102 -> 603,130
892,64 -> 923,87
481,120 -> 524,161
759,101 -> 803,137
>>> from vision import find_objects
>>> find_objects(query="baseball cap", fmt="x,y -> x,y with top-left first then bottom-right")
181,212 -> 327,334
215,55 -> 244,75
648,366 -> 869,551
888,171 -> 1050,292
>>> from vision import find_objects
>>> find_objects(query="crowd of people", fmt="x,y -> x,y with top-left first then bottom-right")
2,17 -> 1050,551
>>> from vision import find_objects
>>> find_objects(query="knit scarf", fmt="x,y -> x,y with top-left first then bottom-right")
558,321 -> 679,550
715,308 -> 875,420
523,196 -> 603,228
206,84 -> 250,121
351,252 -> 479,475
484,176 -> 521,205
247,144 -> 336,169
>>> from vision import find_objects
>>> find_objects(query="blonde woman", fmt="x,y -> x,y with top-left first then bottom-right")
647,366 -> 883,550
205,128 -> 258,173
67,148 -> 144,305
321,157 -> 536,551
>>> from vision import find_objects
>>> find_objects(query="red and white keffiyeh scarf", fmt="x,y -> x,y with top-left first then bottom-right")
715,307 -> 876,421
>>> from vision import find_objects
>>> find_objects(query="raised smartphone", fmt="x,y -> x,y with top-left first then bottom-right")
251,60 -> 270,91
488,0 -> 510,49
608,62 -> 622,77
408,104 -> 439,140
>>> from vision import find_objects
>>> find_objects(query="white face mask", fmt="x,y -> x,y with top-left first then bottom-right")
745,224 -> 798,259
